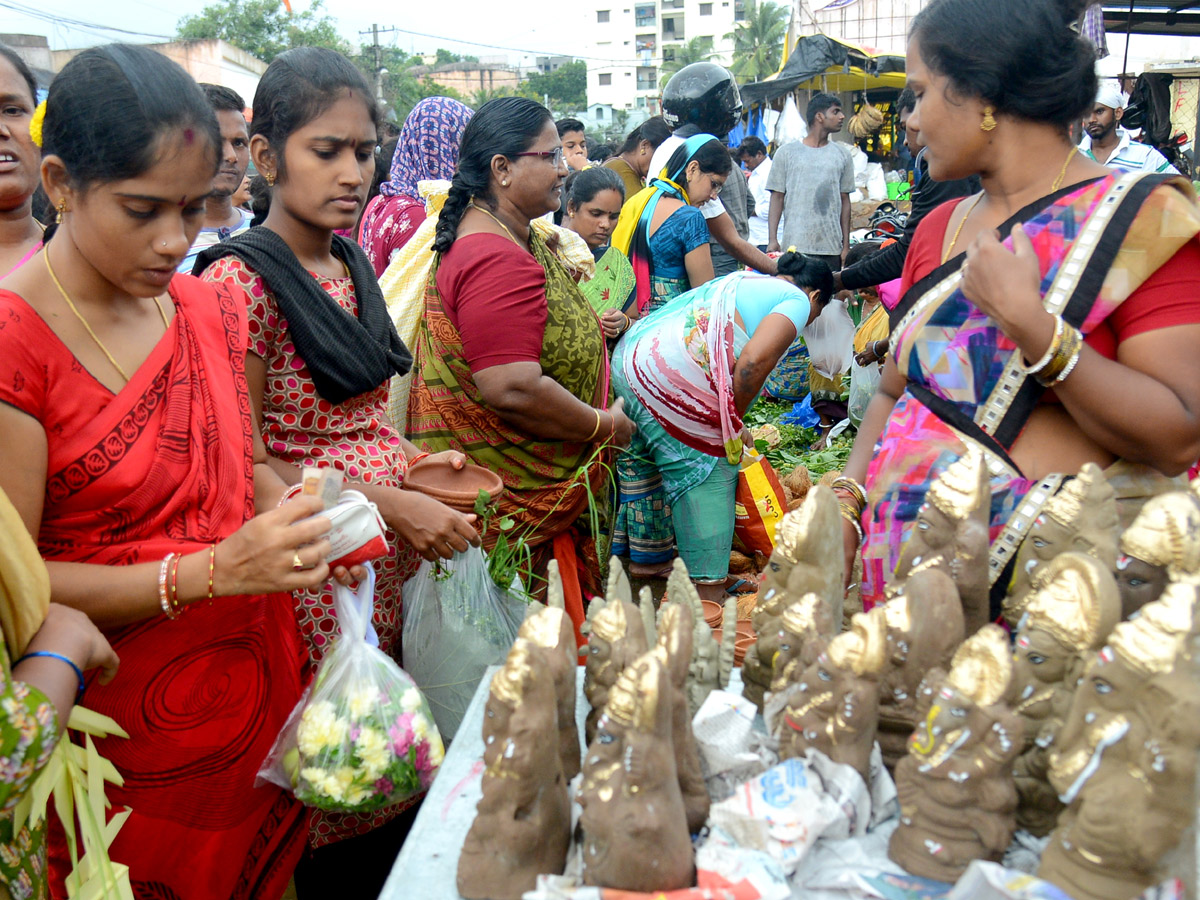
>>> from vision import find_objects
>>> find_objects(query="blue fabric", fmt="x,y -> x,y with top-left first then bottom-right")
732,274 -> 810,337
647,206 -> 711,278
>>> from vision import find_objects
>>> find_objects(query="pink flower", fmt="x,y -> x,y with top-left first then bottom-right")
415,739 -> 431,776
374,776 -> 395,797
388,713 -> 414,757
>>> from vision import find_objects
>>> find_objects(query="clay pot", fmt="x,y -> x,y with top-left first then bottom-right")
402,459 -> 505,513
701,599 -> 724,629
734,636 -> 754,667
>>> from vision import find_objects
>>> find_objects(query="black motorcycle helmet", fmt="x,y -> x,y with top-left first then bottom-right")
661,62 -> 743,138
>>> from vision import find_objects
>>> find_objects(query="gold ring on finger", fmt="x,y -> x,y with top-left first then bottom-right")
293,552 -> 304,570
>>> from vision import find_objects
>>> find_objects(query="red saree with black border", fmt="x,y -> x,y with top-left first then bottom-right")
0,276 -> 308,900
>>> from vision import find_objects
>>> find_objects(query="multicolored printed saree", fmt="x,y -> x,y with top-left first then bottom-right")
862,172 -> 1200,607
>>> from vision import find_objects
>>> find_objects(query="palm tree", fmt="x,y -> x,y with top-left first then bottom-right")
659,36 -> 717,87
726,0 -> 790,83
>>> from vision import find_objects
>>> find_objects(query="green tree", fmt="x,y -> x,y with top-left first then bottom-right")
659,36 -> 716,87
177,0 -> 349,63
435,48 -> 479,66
519,60 -> 586,112
726,0 -> 789,82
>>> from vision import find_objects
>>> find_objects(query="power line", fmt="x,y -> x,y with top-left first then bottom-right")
0,0 -> 174,40
376,22 -> 701,66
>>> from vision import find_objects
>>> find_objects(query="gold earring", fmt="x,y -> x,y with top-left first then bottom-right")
55,199 -> 66,225
265,172 -> 275,186
980,107 -> 997,132
501,179 -> 509,187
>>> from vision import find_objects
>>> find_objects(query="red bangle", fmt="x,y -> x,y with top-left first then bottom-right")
277,484 -> 302,508
409,452 -> 430,467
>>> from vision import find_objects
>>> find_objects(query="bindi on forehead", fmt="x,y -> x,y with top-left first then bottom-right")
183,128 -> 195,145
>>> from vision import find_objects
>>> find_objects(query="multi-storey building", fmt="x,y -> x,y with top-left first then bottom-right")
583,0 -> 742,113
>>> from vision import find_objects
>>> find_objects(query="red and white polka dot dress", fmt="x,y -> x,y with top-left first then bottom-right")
202,256 -> 421,845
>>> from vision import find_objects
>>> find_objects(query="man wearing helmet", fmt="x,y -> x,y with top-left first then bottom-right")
651,62 -> 779,275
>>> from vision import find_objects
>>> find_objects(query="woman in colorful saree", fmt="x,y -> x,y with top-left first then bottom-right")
561,166 -> 636,327
610,133 -> 730,320
408,97 -> 635,625
606,135 -> 731,576
357,96 -> 474,277
0,46 -> 345,900
612,252 -> 834,602
837,0 -> 1200,612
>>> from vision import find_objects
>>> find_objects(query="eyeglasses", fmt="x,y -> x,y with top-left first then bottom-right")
709,176 -> 725,196
515,148 -> 566,167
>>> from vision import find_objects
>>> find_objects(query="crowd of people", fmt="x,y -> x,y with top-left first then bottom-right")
0,0 -> 1198,894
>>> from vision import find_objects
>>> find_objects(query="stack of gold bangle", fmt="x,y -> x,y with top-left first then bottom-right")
1022,314 -> 1083,387
832,476 -> 867,543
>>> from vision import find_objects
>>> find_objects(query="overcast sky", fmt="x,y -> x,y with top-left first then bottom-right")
1,0 -> 586,65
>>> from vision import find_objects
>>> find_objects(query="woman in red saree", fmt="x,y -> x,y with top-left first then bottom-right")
0,46 -> 343,900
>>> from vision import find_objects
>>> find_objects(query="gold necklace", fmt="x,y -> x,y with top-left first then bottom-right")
943,146 -> 1079,265
942,193 -> 984,264
470,203 -> 527,247
44,251 -> 169,384
1051,145 -> 1078,193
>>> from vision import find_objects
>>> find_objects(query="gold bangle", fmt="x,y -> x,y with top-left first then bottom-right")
839,503 -> 864,543
832,476 -> 867,514
1020,315 -> 1064,376
159,553 -> 180,620
1038,324 -> 1082,386
585,408 -> 603,442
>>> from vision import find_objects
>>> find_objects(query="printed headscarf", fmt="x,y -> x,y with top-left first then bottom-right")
379,97 -> 474,199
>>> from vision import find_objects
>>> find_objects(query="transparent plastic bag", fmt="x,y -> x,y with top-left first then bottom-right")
802,298 -> 856,380
401,545 -> 527,739
848,359 -> 881,428
258,566 -> 444,811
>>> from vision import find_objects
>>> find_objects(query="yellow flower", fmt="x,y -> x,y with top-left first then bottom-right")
346,685 -> 378,720
355,726 -> 390,779
427,735 -> 445,768
29,100 -> 46,148
297,700 -> 347,757
400,687 -> 423,713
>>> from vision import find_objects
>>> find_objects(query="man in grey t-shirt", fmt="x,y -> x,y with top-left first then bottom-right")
766,93 -> 855,270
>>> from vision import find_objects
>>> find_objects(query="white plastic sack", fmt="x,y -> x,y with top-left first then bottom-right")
850,145 -> 869,188
775,95 -> 807,146
848,359 -> 881,427
401,545 -> 526,739
802,298 -> 856,380
865,162 -> 889,201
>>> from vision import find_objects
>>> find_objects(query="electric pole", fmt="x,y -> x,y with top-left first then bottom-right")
359,24 -> 400,104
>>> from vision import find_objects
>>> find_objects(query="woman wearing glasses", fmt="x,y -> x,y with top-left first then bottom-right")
606,134 -> 730,577
408,97 -> 634,611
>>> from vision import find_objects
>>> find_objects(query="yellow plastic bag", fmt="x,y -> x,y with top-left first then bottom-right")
733,450 -> 788,555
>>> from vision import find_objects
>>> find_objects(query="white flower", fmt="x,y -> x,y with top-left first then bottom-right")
356,726 -> 391,780
411,713 -> 430,743
400,687 -> 423,713
346,685 -> 379,720
300,766 -> 343,802
298,700 -> 348,757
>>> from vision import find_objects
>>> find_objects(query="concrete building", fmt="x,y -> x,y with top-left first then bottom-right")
50,39 -> 266,106
582,0 -> 741,113
407,62 -> 522,98
789,0 -> 922,54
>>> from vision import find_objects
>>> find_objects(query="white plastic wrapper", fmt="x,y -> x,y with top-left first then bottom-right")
802,298 -> 856,381
706,749 -> 873,875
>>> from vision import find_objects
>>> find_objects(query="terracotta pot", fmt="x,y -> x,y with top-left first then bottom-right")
402,459 -> 505,513
736,621 -> 755,641
701,599 -> 724,629
733,636 -> 754,667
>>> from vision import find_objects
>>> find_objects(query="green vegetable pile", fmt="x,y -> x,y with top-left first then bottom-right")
744,400 -> 854,477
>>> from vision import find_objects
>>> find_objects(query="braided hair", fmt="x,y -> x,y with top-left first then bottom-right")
432,96 -> 552,254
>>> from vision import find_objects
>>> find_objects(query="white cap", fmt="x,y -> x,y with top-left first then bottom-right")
1095,82 -> 1127,110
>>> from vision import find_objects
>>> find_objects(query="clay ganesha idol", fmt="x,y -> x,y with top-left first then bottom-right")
458,638 -> 570,900
894,447 -> 991,635
579,652 -> 694,892
888,625 -> 1024,883
518,603 -> 581,781
775,606 -> 889,785
876,564 -> 965,769
1010,553 -> 1119,837
653,600 -> 709,834
583,565 -> 648,744
1115,487 -> 1200,619
742,486 -> 843,712
1039,584 -> 1200,900
1004,462 -> 1118,627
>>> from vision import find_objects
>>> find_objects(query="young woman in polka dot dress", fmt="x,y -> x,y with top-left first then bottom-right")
199,49 -> 480,894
